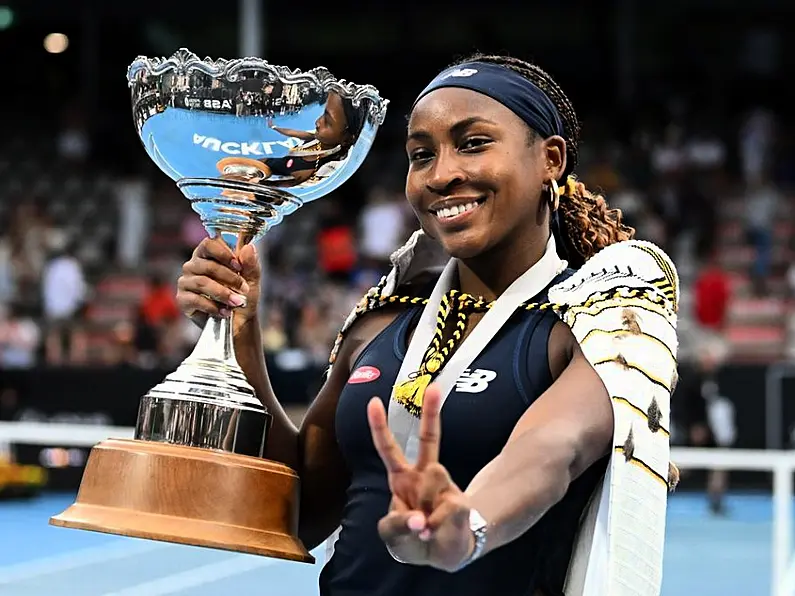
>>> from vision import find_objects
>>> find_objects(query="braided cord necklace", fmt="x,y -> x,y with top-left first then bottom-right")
335,284 -> 671,417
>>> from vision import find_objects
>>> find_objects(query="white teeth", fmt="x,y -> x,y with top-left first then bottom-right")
435,202 -> 479,220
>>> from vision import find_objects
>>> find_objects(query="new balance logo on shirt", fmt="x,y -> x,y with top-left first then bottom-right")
454,369 -> 497,393
348,365 -> 497,393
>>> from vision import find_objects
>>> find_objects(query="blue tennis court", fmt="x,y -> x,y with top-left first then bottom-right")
0,491 -> 773,595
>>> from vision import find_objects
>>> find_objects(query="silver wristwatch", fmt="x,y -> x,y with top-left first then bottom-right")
453,508 -> 488,571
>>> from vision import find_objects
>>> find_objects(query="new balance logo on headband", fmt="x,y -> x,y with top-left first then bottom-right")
415,62 -> 565,139
441,68 -> 478,79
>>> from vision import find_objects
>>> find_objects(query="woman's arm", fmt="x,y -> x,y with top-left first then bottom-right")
370,244 -> 677,576
177,236 -> 400,549
271,126 -> 315,140
235,309 -> 402,550
463,322 -> 613,558
367,321 -> 614,571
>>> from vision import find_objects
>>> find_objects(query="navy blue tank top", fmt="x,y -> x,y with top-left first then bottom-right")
320,271 -> 607,596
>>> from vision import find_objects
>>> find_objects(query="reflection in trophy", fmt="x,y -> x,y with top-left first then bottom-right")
216,157 -> 272,202
50,48 -> 388,562
260,90 -> 364,185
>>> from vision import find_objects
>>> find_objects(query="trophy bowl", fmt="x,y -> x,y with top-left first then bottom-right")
50,48 -> 388,563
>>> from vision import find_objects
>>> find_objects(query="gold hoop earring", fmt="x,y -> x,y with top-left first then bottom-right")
548,179 -> 560,212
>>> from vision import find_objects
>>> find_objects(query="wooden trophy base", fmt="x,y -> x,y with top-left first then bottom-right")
50,438 -> 314,564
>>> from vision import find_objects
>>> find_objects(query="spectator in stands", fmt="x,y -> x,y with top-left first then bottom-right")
261,306 -> 288,353
651,123 -> 686,178
317,198 -> 357,284
682,174 -> 719,260
744,179 -> 782,294
108,320 -> 139,367
136,273 -> 181,364
693,249 -> 731,334
41,240 -> 87,365
358,186 -> 410,274
0,302 -> 40,368
685,206 -> 734,516
10,201 -> 57,297
115,176 -> 149,269
739,108 -> 775,187
296,301 -> 335,366
0,229 -> 16,305
675,338 -> 733,516
684,122 -> 726,177
140,273 -> 180,328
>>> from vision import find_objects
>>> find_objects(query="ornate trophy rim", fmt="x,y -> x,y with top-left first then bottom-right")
126,47 -> 389,125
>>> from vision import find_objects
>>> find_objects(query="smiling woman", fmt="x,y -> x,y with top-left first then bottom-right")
404,56 -> 631,271
175,52 -> 680,596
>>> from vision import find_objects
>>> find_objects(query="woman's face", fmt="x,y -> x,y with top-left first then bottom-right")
315,92 -> 350,147
405,87 -> 565,260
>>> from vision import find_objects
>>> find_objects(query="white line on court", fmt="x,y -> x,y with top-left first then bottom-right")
0,540 -> 168,584
100,555 -> 277,596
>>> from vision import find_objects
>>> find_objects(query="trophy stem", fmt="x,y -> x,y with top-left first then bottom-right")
133,309 -> 270,457
141,310 -> 263,410
185,313 -> 237,368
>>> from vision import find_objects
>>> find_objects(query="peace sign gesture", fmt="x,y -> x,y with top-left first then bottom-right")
367,384 -> 476,572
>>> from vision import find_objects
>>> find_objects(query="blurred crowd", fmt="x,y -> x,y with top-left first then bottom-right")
0,100 -> 793,375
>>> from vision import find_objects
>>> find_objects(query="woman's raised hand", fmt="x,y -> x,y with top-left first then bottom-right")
176,237 -> 260,327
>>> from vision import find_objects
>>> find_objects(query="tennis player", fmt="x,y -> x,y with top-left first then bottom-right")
176,53 -> 679,596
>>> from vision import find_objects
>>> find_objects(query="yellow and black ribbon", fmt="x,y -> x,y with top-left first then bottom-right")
341,283 -> 673,418
392,290 -> 554,417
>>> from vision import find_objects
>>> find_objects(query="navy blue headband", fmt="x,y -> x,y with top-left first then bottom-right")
413,62 -> 564,139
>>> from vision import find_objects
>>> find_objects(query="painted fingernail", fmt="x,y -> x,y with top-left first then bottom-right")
219,307 -> 232,318
418,529 -> 431,542
231,259 -> 242,272
228,294 -> 246,307
407,514 -> 425,532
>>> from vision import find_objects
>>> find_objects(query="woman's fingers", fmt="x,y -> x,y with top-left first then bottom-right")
176,274 -> 245,312
183,256 -> 249,292
174,283 -> 229,319
367,397 -> 408,474
194,236 -> 240,271
415,383 -> 443,470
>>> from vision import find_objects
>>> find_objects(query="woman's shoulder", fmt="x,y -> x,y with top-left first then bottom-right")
326,271 -> 440,368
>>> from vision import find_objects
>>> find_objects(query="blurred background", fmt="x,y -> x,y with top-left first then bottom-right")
1,0 -> 795,594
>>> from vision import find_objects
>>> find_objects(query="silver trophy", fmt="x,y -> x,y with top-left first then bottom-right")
130,48 -> 387,456
50,48 -> 387,561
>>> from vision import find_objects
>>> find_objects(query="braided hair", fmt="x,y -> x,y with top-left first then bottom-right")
457,54 -> 634,268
